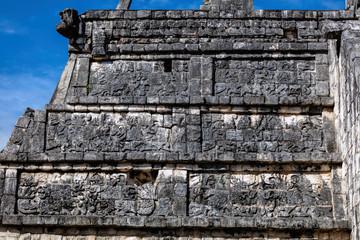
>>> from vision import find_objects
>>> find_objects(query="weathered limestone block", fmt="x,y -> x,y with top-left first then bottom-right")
117,0 -> 132,10
1,170 -> 18,215
1,108 -> 46,156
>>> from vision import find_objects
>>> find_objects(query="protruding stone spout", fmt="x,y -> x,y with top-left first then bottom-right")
56,8 -> 81,39
117,0 -> 132,10
201,0 -> 253,10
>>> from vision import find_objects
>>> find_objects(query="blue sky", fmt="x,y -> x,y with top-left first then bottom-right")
0,0 -> 345,150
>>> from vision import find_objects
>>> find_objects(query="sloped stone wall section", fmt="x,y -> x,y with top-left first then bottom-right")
336,29 -> 360,240
1,0 -> 360,238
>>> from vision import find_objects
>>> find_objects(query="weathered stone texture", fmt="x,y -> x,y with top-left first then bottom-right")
335,29 -> 360,240
16,171 -> 185,217
12,170 -> 342,222
1,0 -> 360,239
43,112 -> 333,156
189,172 -> 338,218
117,0 -> 132,10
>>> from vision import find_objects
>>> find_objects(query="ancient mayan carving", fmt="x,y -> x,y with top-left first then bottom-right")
17,170 -> 187,217
189,173 -> 334,218
1,0 -> 359,238
16,171 -> 338,221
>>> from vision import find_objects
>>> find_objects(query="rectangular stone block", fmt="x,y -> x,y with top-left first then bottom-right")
4,177 -> 17,195
72,58 -> 90,87
5,169 -> 17,178
34,110 -> 47,123
1,195 -> 16,214
316,81 -> 330,96
15,117 -> 31,129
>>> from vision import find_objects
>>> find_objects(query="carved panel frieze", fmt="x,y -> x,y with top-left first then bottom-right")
202,114 -> 325,153
17,170 -> 187,217
89,60 -> 190,98
46,112 -> 327,154
189,173 -> 334,218
46,112 -> 196,153
214,59 -> 316,97
16,171 -> 340,221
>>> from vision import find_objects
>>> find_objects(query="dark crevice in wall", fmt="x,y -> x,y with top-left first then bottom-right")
164,59 -> 172,72
284,29 -> 298,41
327,32 -> 342,57
211,58 -> 216,97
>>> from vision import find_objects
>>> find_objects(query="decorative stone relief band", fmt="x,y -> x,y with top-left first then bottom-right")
66,56 -> 330,105
17,171 -> 186,217
45,112 -> 333,155
14,170 -> 344,223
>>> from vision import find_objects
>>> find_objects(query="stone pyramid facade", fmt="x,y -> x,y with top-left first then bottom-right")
1,0 -> 360,239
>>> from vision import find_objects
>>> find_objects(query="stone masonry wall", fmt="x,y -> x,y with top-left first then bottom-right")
1,0 -> 360,239
336,28 -> 360,240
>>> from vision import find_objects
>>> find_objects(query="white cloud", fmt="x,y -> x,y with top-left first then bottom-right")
0,20 -> 27,35
0,21 -> 16,34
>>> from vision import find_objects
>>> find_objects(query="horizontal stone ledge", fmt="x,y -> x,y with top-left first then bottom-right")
0,152 -> 341,164
65,96 -> 335,108
101,42 -> 329,54
82,10 -> 355,21
99,52 -> 317,61
1,215 -> 350,230
0,162 -> 334,172
46,105 -> 330,116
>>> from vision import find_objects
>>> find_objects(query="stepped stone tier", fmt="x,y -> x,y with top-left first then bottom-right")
2,0 -> 360,239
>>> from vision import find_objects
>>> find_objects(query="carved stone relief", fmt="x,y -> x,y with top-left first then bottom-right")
89,60 -> 189,98
46,112 -> 327,154
202,114 -> 325,153
17,171 -> 338,221
214,59 -> 316,97
46,112 -> 186,153
17,170 -> 187,217
189,173 -> 334,218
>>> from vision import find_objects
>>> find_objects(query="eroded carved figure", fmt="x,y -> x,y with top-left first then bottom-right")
189,173 -> 334,218
17,171 -> 187,217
